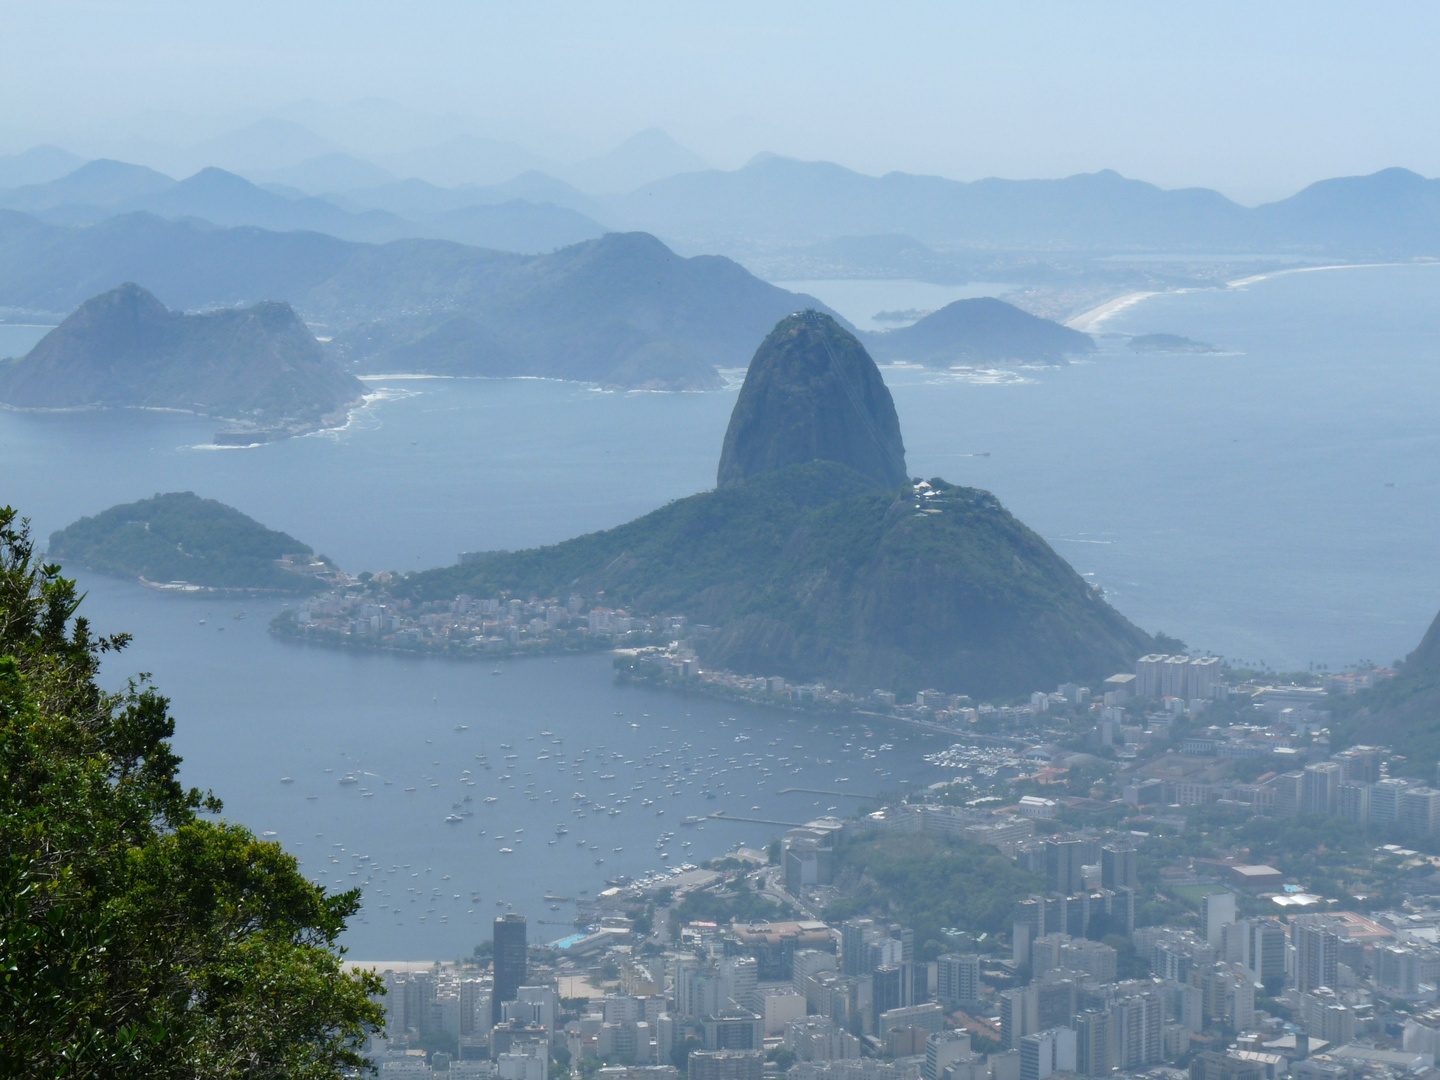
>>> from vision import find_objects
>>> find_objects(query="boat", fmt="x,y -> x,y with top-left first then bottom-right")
484,797 -> 498,804
305,794 -> 318,800
405,787 -> 417,792
500,847 -> 513,854
681,816 -> 704,825
262,830 -> 277,838
338,775 -> 358,785
445,815 -> 463,823
280,777 -> 293,784
455,724 -> 469,731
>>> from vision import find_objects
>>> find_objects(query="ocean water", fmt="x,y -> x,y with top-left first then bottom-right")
6,263 -> 1440,956
75,573 -> 937,959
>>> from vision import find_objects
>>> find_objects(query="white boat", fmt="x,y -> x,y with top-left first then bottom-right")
499,847 -> 513,854
484,797 -> 498,804
280,777 -> 293,784
338,775 -> 358,785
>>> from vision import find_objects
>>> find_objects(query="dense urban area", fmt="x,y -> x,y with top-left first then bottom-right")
357,647 -> 1440,1080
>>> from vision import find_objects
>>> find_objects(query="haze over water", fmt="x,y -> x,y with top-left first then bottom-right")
5,262 -> 1440,955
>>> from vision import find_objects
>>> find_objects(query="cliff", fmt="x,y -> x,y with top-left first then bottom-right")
718,311 -> 907,489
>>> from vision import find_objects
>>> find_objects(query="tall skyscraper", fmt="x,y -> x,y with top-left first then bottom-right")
937,954 -> 982,1007
1045,838 -> 1085,897
1100,843 -> 1138,891
1302,763 -> 1342,815
1074,1010 -> 1112,1077
493,913 -> 528,1022
1293,921 -> 1338,994
1200,891 -> 1236,947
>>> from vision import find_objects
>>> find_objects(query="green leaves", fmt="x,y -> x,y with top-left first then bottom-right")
0,507 -> 383,1077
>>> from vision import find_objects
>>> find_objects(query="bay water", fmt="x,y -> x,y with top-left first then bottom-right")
5,263 -> 1440,955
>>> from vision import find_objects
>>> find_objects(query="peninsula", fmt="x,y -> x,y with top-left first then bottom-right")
274,312 -> 1154,699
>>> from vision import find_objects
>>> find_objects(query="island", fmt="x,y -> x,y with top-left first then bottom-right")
48,492 -> 337,593
0,282 -> 365,441
864,296 -> 1095,367
1128,332 -> 1220,353
274,312 -> 1153,699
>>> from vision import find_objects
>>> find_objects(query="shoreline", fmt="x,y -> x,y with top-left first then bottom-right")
1065,291 -> 1158,332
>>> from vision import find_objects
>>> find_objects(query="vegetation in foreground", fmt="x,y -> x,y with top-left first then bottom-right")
0,508 -> 381,1076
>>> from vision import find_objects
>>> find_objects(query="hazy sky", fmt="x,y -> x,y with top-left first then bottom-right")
3,0 -> 1438,201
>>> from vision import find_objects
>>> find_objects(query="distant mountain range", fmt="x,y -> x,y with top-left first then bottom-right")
7,139 -> 1440,263
0,161 -> 606,254
603,155 -> 1440,257
0,283 -> 363,436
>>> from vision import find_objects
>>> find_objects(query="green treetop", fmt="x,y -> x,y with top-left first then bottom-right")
0,507 -> 383,1077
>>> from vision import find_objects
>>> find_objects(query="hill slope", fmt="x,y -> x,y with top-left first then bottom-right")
718,311 -> 907,488
1334,606 -> 1440,773
0,214 -> 834,390
329,232 -> 841,389
402,461 -> 1152,698
0,283 -> 363,431
865,297 -> 1095,366
49,492 -> 329,593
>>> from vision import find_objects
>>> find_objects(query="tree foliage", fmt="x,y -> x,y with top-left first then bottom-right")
0,508 -> 382,1077
822,829 -> 1041,959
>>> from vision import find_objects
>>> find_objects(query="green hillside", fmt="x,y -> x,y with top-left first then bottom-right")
49,492 -> 327,593
402,461 -> 1153,698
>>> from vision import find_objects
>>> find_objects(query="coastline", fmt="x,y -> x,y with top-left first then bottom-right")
1065,291 -> 1158,333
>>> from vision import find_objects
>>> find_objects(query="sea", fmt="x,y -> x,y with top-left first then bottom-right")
4,261 -> 1440,957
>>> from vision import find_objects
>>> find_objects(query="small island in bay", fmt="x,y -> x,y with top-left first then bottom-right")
864,296 -> 1095,366
1128,332 -> 1220,353
0,282 -> 365,442
48,492 -> 338,593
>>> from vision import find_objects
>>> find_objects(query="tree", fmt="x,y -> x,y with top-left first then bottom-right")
0,509 -> 383,1077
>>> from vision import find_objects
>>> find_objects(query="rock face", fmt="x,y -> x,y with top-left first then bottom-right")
717,310 -> 907,489
0,282 -> 363,430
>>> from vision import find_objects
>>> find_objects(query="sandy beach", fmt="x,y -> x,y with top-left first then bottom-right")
1065,291 -> 1158,332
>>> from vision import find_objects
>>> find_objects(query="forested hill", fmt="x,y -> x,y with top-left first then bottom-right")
401,461 -> 1153,698
49,492 -> 330,593
0,283 -> 362,431
1335,605 -> 1440,774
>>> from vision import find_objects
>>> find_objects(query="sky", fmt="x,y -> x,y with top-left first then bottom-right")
2,0 -> 1438,202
